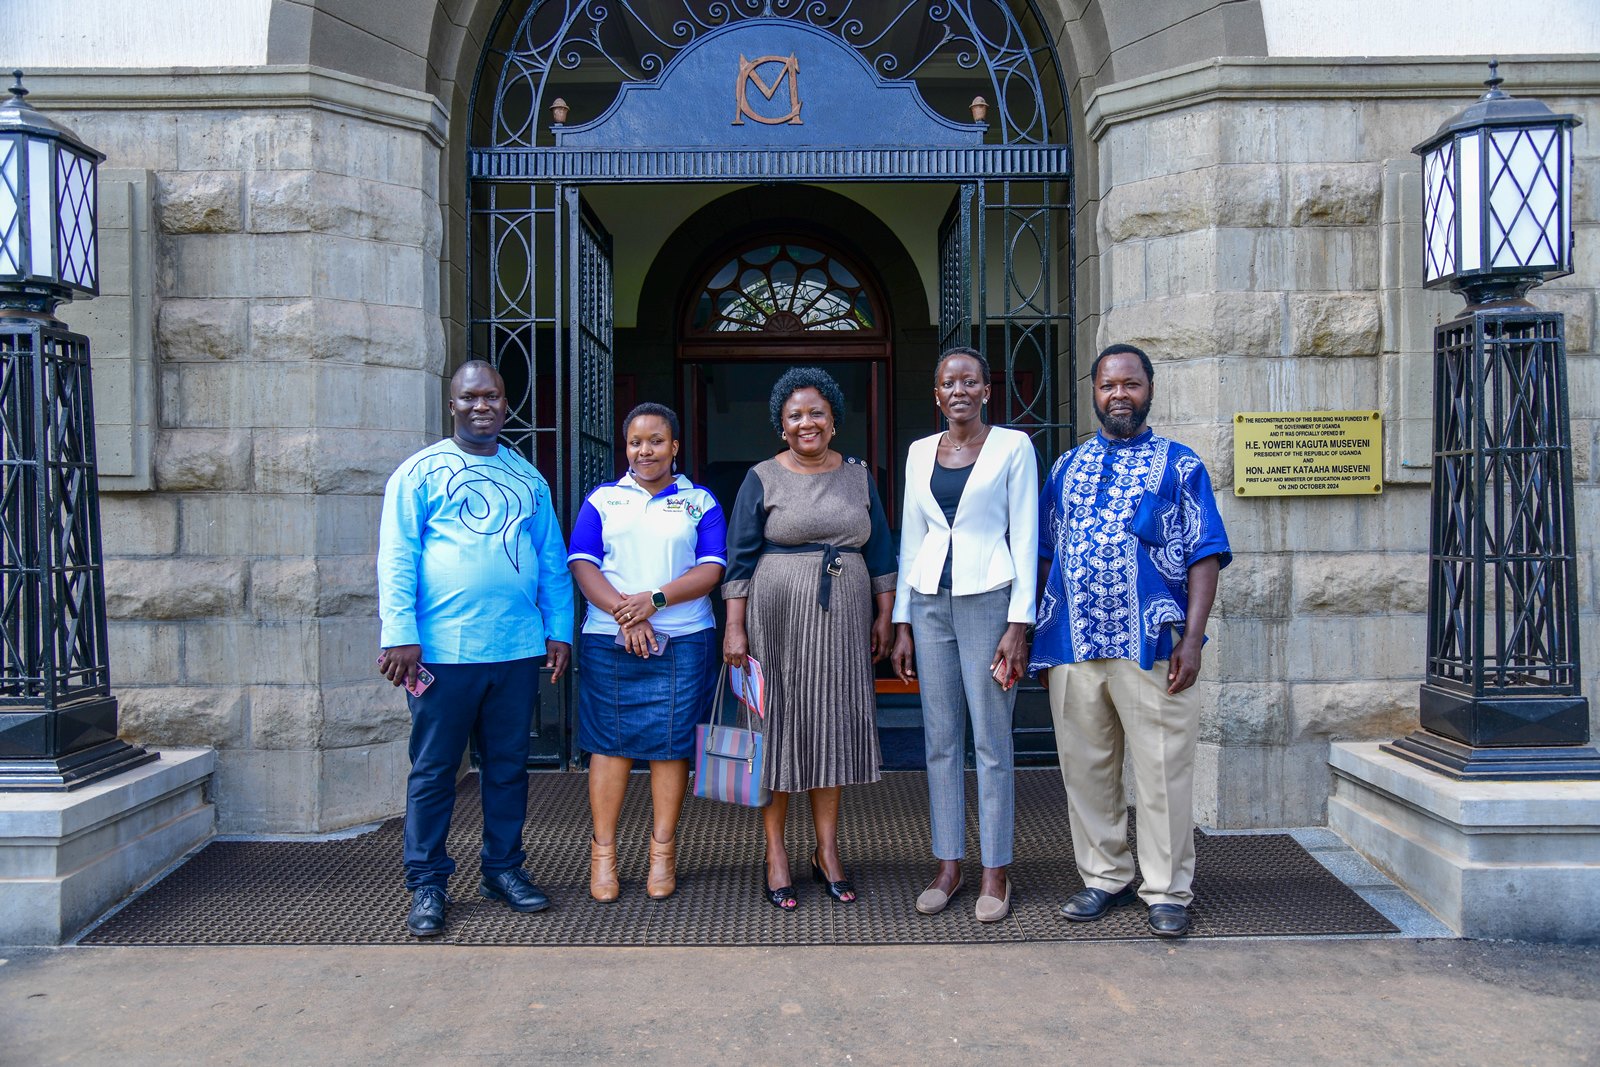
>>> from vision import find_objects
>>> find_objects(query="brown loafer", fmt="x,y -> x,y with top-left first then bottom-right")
975,880 -> 1012,923
646,834 -> 677,900
915,877 -> 963,916
590,838 -> 619,902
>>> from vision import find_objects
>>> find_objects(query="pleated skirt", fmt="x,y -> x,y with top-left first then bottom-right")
745,549 -> 882,792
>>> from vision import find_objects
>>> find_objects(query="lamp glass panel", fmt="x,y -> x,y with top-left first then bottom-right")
1561,129 -> 1572,267
1489,127 -> 1560,269
56,147 -> 96,290
27,138 -> 52,279
1458,132 -> 1482,273
0,137 -> 19,275
1423,141 -> 1457,281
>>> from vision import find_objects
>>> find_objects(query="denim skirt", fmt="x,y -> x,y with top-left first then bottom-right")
576,628 -> 719,761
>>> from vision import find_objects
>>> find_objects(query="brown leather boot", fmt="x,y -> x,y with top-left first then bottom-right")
646,834 -> 677,900
589,838 -> 619,902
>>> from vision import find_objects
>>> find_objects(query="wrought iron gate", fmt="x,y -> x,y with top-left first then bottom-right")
469,0 -> 1076,766
935,178 -> 1072,762
565,191 -> 614,525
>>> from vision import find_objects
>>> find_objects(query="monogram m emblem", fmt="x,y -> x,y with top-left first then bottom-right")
733,54 -> 803,125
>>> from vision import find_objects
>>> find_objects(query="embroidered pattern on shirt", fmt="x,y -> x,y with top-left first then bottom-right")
409,449 -> 544,572
1058,436 -> 1169,662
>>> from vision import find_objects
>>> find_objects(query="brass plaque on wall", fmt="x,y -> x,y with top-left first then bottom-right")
1233,411 -> 1383,497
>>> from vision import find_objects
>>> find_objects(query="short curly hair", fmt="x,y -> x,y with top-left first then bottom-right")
1091,343 -> 1155,385
622,401 -> 680,442
769,366 -> 846,432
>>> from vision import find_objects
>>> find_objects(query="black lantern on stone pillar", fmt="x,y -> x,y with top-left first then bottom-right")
1416,61 -> 1578,303
0,72 -> 154,789
1385,62 -> 1600,779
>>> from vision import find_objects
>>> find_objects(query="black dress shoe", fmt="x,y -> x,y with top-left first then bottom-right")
1059,883 -> 1138,922
479,868 -> 551,913
1148,903 -> 1191,938
406,885 -> 450,937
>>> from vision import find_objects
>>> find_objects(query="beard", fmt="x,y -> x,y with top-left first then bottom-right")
1093,394 -> 1152,438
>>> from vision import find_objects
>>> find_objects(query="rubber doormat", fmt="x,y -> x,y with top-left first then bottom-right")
82,770 -> 1397,946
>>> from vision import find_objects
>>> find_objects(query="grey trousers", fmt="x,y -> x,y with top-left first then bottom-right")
909,584 -> 1016,867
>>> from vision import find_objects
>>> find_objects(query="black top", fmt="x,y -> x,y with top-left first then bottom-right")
929,458 -> 974,589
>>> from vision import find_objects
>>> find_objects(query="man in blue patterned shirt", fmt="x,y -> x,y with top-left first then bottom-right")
378,360 -> 574,938
1030,343 -> 1230,938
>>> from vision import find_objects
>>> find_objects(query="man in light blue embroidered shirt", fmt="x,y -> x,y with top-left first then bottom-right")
1030,343 -> 1230,938
377,360 -> 574,938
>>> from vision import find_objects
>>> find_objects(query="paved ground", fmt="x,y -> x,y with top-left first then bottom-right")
5,938 -> 1600,1065
3,813 -> 1588,1064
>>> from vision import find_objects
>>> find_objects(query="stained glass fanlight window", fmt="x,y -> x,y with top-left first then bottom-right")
689,243 -> 878,334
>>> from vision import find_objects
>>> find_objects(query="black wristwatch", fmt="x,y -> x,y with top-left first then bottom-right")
651,589 -> 668,610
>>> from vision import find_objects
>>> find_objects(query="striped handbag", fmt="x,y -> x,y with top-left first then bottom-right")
692,666 -> 770,808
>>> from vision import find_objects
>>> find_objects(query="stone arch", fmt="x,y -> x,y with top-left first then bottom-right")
264,0 -> 1274,373
265,1 -> 1271,95
636,187 -> 928,350
261,0 -> 530,366
264,2 -> 437,90
631,186 -> 934,473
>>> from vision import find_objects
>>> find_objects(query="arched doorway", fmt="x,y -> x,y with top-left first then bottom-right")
467,0 -> 1077,766
675,234 -> 894,519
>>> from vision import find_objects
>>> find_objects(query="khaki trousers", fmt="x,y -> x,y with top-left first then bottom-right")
1046,659 -> 1200,906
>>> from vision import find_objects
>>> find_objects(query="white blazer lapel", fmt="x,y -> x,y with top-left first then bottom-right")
911,435 -> 949,529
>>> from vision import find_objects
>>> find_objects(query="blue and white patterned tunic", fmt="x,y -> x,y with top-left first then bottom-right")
1029,428 -> 1231,673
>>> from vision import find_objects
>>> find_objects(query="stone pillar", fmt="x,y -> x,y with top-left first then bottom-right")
1085,58 -> 1600,827
47,70 -> 448,832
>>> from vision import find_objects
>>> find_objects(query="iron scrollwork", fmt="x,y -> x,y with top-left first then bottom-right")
485,0 -> 1055,148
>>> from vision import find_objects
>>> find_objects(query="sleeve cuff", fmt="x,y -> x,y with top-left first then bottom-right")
380,620 -> 420,648
870,572 -> 898,595
721,579 -> 752,600
567,552 -> 603,567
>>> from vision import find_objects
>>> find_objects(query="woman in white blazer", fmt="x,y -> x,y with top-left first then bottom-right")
890,347 -> 1038,923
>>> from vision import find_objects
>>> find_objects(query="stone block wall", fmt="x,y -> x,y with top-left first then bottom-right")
52,82 -> 448,832
32,54 -> 1597,837
1090,63 -> 1600,827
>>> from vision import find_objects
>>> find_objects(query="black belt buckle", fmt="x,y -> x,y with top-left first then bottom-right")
826,554 -> 844,578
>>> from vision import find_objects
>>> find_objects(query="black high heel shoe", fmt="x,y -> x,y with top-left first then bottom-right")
811,850 -> 857,903
763,873 -> 799,912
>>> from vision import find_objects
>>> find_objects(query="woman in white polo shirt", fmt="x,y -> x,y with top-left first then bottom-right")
568,403 -> 727,902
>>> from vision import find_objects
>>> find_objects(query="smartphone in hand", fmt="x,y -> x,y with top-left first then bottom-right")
378,653 -> 435,696
991,657 -> 1017,691
615,629 -> 668,657
405,666 -> 435,696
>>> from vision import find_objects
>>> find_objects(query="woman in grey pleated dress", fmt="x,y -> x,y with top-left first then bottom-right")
722,367 -> 897,911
